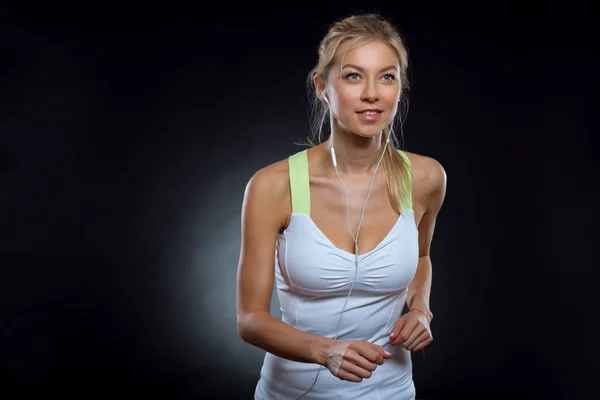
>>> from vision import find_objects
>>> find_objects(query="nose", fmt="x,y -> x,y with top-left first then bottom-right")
360,79 -> 379,103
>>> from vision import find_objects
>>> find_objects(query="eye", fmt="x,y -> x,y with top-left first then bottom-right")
382,73 -> 397,81
344,72 -> 360,80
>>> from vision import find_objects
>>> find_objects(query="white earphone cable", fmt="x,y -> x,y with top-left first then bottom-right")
295,127 -> 392,399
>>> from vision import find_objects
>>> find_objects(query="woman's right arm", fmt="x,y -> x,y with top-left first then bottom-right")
236,165 -> 335,365
236,164 -> 391,382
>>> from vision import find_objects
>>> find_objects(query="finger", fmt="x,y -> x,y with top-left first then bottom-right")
402,327 -> 425,349
406,330 -> 428,350
372,344 -> 393,361
411,332 -> 433,351
357,343 -> 388,364
389,318 -> 406,342
336,368 -> 363,383
390,325 -> 414,347
346,350 -> 378,372
342,359 -> 372,380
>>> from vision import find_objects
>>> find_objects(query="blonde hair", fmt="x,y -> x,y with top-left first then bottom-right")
303,13 -> 412,214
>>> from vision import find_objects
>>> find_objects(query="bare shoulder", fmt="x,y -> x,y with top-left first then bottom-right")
246,157 -> 290,195
402,150 -> 447,211
403,151 -> 446,189
243,156 -> 291,229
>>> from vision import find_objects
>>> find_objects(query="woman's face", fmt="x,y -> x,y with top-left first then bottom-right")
323,40 -> 402,139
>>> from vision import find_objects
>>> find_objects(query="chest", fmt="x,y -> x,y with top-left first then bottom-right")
307,173 -> 423,255
277,213 -> 419,297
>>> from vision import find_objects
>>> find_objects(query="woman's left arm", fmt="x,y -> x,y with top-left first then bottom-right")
406,157 -> 448,321
388,157 -> 447,349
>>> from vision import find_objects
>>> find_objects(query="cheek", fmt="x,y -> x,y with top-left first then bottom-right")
336,90 -> 357,112
382,87 -> 401,104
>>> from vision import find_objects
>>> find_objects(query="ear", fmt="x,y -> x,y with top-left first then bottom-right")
313,74 -> 327,103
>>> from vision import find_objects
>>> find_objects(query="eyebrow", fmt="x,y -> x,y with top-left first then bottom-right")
341,63 -> 398,72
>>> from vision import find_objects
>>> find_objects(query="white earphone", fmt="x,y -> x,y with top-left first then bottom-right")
322,93 -> 338,168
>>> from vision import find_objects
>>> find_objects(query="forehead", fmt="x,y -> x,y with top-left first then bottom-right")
333,39 -> 399,70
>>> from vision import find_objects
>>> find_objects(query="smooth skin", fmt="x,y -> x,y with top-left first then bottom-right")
237,39 -> 447,383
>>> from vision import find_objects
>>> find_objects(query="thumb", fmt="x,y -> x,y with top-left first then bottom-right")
389,317 -> 406,341
375,344 -> 393,358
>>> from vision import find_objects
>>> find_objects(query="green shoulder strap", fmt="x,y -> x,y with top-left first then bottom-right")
288,149 -> 310,215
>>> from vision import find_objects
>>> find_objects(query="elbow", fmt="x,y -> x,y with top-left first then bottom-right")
237,317 -> 250,343
237,311 -> 264,343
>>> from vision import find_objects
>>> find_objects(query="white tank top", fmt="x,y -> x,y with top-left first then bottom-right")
255,149 -> 419,400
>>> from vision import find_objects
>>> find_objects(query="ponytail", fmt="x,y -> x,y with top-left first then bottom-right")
381,125 -> 412,214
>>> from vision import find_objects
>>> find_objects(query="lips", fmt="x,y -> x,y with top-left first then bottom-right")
357,109 -> 382,114
357,110 -> 382,122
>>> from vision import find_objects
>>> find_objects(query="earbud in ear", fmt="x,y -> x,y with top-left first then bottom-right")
323,94 -> 329,104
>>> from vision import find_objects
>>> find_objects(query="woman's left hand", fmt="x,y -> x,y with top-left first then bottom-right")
387,310 -> 433,351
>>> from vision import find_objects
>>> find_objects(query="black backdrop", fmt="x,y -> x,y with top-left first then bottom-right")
2,3 -> 597,399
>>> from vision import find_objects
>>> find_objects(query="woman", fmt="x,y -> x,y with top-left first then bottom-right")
236,13 -> 447,400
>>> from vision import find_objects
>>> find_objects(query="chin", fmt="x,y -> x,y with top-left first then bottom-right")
350,124 -> 386,139
335,116 -> 390,139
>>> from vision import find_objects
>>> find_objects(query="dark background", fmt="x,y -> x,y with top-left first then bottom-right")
1,3 -> 597,399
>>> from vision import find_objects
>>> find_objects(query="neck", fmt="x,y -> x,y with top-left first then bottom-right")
326,128 -> 387,176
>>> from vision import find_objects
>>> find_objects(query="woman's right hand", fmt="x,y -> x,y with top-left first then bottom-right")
323,340 -> 392,382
